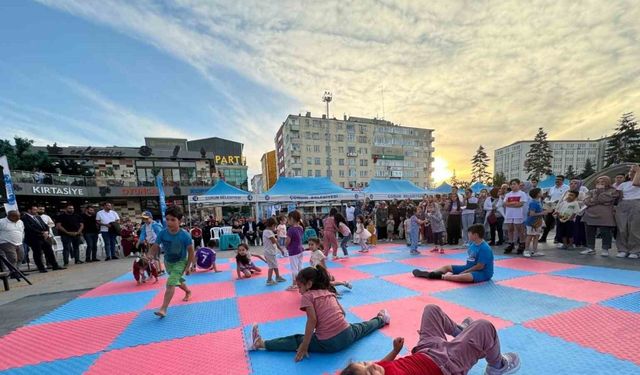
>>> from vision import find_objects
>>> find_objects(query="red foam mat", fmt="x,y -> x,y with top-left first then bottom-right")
494,258 -> 579,273
145,281 -> 236,310
238,290 -> 305,325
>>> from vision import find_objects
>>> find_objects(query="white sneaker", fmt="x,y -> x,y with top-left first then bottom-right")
629,253 -> 639,259
617,251 -> 629,258
377,309 -> 391,325
531,251 -> 545,257
556,243 -> 565,249
485,353 -> 521,375
601,250 -> 609,257
523,251 -> 532,258
580,248 -> 595,255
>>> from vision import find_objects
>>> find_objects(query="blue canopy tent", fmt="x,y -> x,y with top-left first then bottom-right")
258,177 -> 359,203
363,179 -> 430,200
432,182 -> 453,194
470,181 -> 490,194
187,179 -> 257,226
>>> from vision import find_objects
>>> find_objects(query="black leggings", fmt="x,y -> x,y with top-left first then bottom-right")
447,215 -> 462,245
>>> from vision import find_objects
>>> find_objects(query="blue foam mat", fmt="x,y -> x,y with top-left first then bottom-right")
601,292 -> 640,314
187,270 -> 234,284
338,278 -> 419,309
235,274 -> 296,297
375,251 -> 425,261
353,261 -> 417,277
490,267 -> 534,282
30,291 -> 157,325
0,354 -> 100,375
433,283 -> 585,323
109,298 -> 239,349
552,266 -> 640,287
441,252 -> 509,261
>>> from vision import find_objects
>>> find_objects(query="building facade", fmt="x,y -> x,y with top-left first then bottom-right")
275,113 -> 435,189
494,138 -> 609,181
251,174 -> 264,194
11,137 -> 247,219
260,150 -> 277,191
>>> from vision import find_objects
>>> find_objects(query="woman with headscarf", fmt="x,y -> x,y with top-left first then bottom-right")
580,176 -> 620,257
615,164 -> 640,259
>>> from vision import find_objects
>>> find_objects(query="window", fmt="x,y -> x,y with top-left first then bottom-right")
349,168 -> 357,177
326,158 -> 332,166
315,170 -> 321,177
306,145 -> 312,152
314,145 -> 320,152
338,146 -> 344,153
339,159 -> 345,166
348,146 -> 356,153
312,132 -> 320,140
358,136 -> 367,143
336,134 -> 344,142
347,133 -> 356,142
359,159 -> 368,166
326,146 -> 331,153
348,158 -> 356,166
304,132 -> 311,139
360,170 -> 368,177
346,124 -> 355,132
339,170 -> 345,177
315,157 -> 321,165
307,170 -> 313,177
327,170 -> 332,177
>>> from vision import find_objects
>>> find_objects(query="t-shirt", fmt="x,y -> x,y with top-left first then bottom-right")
300,289 -> 350,340
504,191 -> 528,220
338,222 -> 351,236
262,229 -> 278,256
310,250 -> 326,267
547,184 -> 569,203
155,228 -> 192,263
96,210 -> 120,232
144,223 -> 158,244
276,224 -> 287,238
286,226 -> 304,256
617,181 -> 640,200
377,353 -> 443,375
526,200 -> 543,227
82,214 -> 98,234
465,241 -> 494,279
410,215 -> 420,233
195,247 -> 216,269
555,200 -> 581,221
346,206 -> 355,221
56,213 -> 82,233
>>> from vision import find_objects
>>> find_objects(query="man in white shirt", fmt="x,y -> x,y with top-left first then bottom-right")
0,210 -> 25,270
96,202 -> 120,260
503,179 -> 528,254
37,207 -> 55,231
540,175 -> 569,242
346,204 -> 356,233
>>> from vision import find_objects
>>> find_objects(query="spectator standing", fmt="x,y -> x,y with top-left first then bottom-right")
22,205 -> 64,272
55,204 -> 85,265
540,175 -> 568,242
376,202 -> 389,241
96,202 -> 120,261
461,190 -> 477,244
484,188 -> 505,246
580,176 -> 619,256
82,206 -> 100,262
38,207 -> 55,233
446,191 -> 463,245
0,210 -> 24,272
346,203 -> 356,233
615,165 -> 640,258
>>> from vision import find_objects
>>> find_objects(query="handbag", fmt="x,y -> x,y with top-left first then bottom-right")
487,211 -> 498,225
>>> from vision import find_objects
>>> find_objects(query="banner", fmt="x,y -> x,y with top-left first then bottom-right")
0,156 -> 18,212
156,175 -> 167,227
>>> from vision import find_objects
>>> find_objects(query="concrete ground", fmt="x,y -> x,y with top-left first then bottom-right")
0,237 -> 638,336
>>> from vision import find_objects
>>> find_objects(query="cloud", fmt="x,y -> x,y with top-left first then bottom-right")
35,0 -> 640,180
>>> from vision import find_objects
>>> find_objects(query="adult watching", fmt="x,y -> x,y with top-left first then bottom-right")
56,204 -> 85,265
96,202 -> 120,261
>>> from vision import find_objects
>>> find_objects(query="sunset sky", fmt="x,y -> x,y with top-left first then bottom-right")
1,1 -> 638,183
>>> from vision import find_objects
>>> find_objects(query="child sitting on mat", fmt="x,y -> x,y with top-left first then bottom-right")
194,240 -> 221,272
249,266 -> 389,362
150,206 -> 195,318
412,224 -> 494,283
133,255 -> 159,285
339,304 -> 520,375
236,243 -> 266,279
308,238 -> 352,292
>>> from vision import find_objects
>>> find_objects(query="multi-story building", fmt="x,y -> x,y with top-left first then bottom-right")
260,150 -> 277,191
251,174 -> 264,194
10,136 -> 247,219
275,113 -> 435,189
494,138 -> 609,181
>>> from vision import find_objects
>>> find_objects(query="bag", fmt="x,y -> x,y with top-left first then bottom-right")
532,216 -> 544,229
109,222 -> 122,236
487,211 -> 498,225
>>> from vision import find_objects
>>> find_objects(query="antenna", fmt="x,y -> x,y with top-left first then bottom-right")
322,91 -> 332,118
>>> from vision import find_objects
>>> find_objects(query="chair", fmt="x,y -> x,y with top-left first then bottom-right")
97,234 -> 105,257
52,236 -> 64,260
220,226 -> 233,235
210,227 -> 221,242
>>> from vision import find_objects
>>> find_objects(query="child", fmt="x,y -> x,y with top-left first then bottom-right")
426,203 -> 445,254
236,243 -> 266,279
339,304 -> 520,375
277,216 -> 288,249
133,255 -> 159,285
262,217 -> 287,285
366,216 -> 377,246
412,224 -> 494,283
355,215 -> 372,253
503,179 -> 528,254
249,266 -> 390,361
524,188 -> 547,258
335,213 -> 352,258
150,206 -> 195,318
404,215 -> 411,246
398,215 -> 405,241
386,215 -> 396,242
308,238 -> 352,291
409,207 -> 426,255
194,240 -> 221,272
285,210 -> 305,291
554,190 -> 581,250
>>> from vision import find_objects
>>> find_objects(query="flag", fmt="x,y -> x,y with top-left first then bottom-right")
0,156 -> 17,211
156,175 -> 167,227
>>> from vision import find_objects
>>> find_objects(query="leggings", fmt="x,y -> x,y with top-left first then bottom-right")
340,234 -> 351,256
323,232 -> 339,256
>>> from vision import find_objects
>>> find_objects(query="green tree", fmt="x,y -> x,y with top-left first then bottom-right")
471,145 -> 491,184
0,137 -> 50,171
493,172 -> 507,187
524,127 -> 553,180
565,165 -> 576,179
579,158 -> 596,179
604,112 -> 640,166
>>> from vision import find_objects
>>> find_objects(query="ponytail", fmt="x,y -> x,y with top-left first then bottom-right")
296,265 -> 337,294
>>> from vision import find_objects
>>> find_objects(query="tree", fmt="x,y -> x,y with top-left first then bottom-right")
524,127 -> 553,180
604,112 -> 640,166
493,172 -> 507,187
0,137 -> 51,172
579,158 -> 595,179
471,145 -> 491,184
565,165 -> 576,179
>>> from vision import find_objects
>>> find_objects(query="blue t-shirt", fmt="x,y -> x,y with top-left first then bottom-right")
156,228 -> 192,263
286,226 -> 304,256
526,200 -> 543,227
410,215 -> 420,234
466,241 -> 494,278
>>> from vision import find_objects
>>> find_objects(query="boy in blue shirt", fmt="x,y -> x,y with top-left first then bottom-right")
150,206 -> 195,318
412,224 -> 494,283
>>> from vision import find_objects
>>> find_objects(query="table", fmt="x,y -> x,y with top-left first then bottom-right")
303,228 -> 318,244
219,233 -> 241,250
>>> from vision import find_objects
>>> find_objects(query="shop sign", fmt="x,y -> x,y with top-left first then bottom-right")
32,186 -> 85,196
372,154 -> 404,161
214,155 -> 242,165
68,147 -> 125,157
120,187 -> 158,196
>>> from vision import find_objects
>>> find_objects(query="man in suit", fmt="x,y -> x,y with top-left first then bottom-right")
243,217 -> 258,246
22,205 -> 64,273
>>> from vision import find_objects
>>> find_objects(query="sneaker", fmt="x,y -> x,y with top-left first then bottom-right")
531,251 -> 545,257
413,269 -> 431,278
377,309 -> 391,325
617,251 -> 629,258
629,253 -> 639,259
248,324 -> 262,351
460,317 -> 474,331
580,248 -> 595,255
410,250 -> 421,255
275,276 -> 287,283
345,281 -> 353,290
556,243 -> 565,249
523,251 -> 532,258
503,244 -> 514,254
600,250 -> 609,257
343,254 -> 350,258
286,285 -> 298,291
484,353 -> 521,375
266,280 -> 276,286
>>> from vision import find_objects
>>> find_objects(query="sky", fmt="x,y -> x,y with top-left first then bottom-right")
1,0 -> 639,184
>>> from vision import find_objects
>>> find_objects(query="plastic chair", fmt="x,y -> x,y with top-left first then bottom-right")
221,226 -> 233,235
210,227 -> 221,241
52,236 -> 64,260
97,234 -> 105,257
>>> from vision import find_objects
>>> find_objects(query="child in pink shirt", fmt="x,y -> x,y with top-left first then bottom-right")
249,265 -> 390,361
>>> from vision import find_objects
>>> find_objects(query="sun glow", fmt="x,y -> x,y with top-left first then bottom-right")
432,157 -> 453,185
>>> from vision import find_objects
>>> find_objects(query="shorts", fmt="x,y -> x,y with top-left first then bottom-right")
451,265 -> 492,283
289,253 -> 304,276
556,221 -> 574,239
278,237 -> 286,247
504,218 -> 524,225
526,225 -> 543,236
264,253 -> 278,269
165,259 -> 188,286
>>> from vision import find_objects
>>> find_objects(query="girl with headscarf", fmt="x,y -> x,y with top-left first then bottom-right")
580,176 -> 620,256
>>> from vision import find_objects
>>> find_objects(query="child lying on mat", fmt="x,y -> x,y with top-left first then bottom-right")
249,266 -> 389,362
412,224 -> 494,283
133,255 -> 159,285
236,243 -> 267,279
308,238 -> 352,293
339,304 -> 520,375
